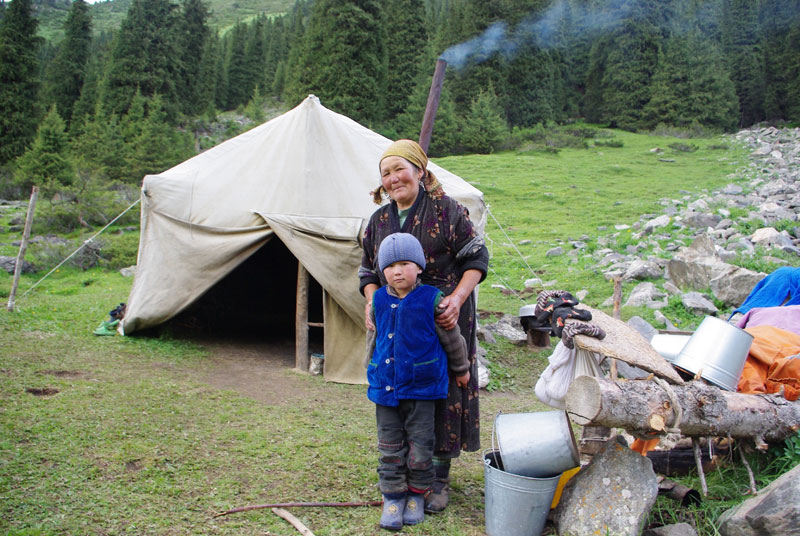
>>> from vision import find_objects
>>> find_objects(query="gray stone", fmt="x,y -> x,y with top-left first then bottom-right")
718,464 -> 800,536
624,259 -> 663,281
684,212 -> 722,229
663,281 -> 681,295
681,292 -> 718,315
483,314 -> 526,344
554,435 -> 658,536
0,255 -> 34,274
546,246 -> 564,257
523,277 -> 542,289
751,227 -> 791,248
644,214 -> 671,233
627,316 -> 657,340
654,310 -> 677,331
643,523 -> 698,536
576,289 -> 588,301
710,267 -> 766,307
722,183 -> 744,195
120,266 -> 137,277
625,282 -> 666,307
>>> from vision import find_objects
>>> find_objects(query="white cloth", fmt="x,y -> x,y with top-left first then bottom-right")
535,341 -> 604,409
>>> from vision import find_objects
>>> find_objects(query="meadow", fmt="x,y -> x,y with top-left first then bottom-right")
1,126 -> 797,535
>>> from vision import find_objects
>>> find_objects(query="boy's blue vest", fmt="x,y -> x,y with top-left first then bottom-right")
367,284 -> 449,407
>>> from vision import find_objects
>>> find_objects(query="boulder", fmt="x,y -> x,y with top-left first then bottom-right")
681,292 -> 718,315
718,464 -> 800,536
625,282 -> 666,307
644,523 -> 698,536
624,259 -> 663,281
710,267 -> 766,307
0,255 -> 34,274
554,435 -> 658,536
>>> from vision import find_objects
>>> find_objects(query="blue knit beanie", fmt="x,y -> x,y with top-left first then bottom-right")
378,233 -> 426,272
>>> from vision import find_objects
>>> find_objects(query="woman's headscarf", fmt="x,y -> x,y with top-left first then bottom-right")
372,139 -> 445,204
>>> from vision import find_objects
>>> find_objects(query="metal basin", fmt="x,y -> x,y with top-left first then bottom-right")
650,333 -> 692,362
494,411 -> 579,478
671,316 -> 754,391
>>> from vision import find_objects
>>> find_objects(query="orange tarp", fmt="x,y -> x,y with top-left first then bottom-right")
738,325 -> 800,401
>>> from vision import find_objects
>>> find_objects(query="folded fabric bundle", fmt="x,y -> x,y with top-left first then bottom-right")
561,319 -> 607,349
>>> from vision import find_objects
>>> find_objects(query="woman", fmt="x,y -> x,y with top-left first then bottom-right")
359,139 -> 489,513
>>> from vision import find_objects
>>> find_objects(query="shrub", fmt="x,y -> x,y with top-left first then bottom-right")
668,142 -> 699,153
97,231 -> 140,270
595,139 -> 624,148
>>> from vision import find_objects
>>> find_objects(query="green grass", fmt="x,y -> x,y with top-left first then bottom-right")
2,126 -> 796,535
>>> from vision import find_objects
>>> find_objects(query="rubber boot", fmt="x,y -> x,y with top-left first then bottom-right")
403,492 -> 425,526
380,494 -> 405,531
424,477 -> 450,513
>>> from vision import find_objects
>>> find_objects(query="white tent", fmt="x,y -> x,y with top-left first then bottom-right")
122,95 -> 486,383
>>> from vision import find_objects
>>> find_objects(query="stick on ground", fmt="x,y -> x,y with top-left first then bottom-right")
272,508 -> 315,536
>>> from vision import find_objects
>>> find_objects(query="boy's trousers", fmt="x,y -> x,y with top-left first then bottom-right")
376,399 -> 436,495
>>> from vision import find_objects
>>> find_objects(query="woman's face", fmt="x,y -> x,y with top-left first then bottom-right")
380,156 -> 423,209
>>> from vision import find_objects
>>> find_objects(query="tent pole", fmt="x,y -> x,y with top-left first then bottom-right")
295,262 -> 310,372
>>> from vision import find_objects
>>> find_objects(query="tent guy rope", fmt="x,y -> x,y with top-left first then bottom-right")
18,198 -> 141,300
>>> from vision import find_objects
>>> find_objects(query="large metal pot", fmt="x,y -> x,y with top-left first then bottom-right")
494,411 -> 579,478
650,333 -> 692,362
671,316 -> 754,391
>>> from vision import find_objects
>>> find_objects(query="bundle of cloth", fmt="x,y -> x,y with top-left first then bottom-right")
530,290 -> 607,409
521,289 -> 606,349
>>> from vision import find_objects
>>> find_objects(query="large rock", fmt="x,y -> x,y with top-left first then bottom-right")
681,292 -> 718,315
751,227 -> 792,248
710,266 -> 766,307
0,255 -> 34,274
625,282 -> 666,307
624,259 -> 663,281
666,234 -> 731,290
718,464 -> 800,536
554,435 -> 658,536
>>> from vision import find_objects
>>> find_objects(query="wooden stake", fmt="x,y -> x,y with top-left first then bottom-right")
609,276 -> 622,379
295,262 -> 310,372
7,186 -> 38,312
272,508 -> 315,536
692,437 -> 708,497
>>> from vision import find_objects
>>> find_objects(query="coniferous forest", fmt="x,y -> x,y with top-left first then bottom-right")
1,0 -> 799,228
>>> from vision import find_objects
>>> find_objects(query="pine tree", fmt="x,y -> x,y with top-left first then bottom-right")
71,108 -> 129,184
128,94 -> 193,182
721,0 -> 764,127
503,42 -> 556,127
43,0 -> 93,129
460,83 -> 506,153
289,0 -> 387,125
642,32 -> 738,132
100,0 -> 183,120
383,0 -> 428,121
0,0 -> 43,165
13,105 -> 75,195
226,22 -> 251,109
178,0 -> 211,116
283,0 -> 311,104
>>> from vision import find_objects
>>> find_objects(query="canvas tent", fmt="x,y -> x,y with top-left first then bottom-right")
122,95 -> 486,384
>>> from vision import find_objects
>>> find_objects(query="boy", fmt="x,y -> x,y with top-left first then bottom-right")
365,232 -> 470,531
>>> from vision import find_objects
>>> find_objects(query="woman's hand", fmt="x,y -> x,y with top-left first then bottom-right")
363,283 -> 378,331
455,370 -> 470,388
435,293 -> 463,330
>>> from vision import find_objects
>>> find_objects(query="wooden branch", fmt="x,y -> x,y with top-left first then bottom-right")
213,500 -> 382,518
565,375 -> 800,443
272,508 -> 315,536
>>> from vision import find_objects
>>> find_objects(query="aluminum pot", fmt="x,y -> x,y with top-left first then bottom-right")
650,333 -> 692,363
494,411 -> 579,478
671,316 -> 754,391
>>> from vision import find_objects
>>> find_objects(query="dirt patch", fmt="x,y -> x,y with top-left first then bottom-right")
38,370 -> 86,378
26,387 -> 59,396
196,336 -> 316,406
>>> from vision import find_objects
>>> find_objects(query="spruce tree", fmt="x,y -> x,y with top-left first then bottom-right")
290,0 -> 387,125
13,105 -> 75,195
642,32 -> 738,132
226,22 -> 251,109
178,0 -> 211,116
43,0 -> 92,129
0,0 -> 42,165
383,0 -> 428,121
71,108 -> 128,184
461,83 -> 506,154
100,0 -> 183,120
721,0 -> 764,127
503,42 -> 556,127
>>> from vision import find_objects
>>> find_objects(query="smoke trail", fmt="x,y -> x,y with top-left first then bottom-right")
439,0 -> 638,69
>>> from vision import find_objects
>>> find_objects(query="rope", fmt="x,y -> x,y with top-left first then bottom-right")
19,198 -> 141,299
653,377 -> 684,434
486,207 -> 536,276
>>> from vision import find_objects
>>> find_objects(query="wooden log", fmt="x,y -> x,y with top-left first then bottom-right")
272,508 -> 315,536
295,262 -> 310,372
7,186 -> 38,312
565,375 -> 800,443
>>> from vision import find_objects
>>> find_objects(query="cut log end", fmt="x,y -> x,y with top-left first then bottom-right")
566,375 -> 603,425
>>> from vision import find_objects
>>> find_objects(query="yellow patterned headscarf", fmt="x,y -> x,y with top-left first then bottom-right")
372,139 -> 444,204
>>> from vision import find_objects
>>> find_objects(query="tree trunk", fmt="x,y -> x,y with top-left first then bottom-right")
565,375 -> 800,443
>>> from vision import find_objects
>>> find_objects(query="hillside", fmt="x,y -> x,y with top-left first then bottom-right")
33,0 -> 294,41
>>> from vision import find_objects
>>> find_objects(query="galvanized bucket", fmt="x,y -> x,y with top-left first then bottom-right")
650,333 -> 692,362
484,450 -> 560,536
671,316 -> 754,391
494,411 -> 579,478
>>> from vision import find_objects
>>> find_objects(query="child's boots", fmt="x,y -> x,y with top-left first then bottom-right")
380,494 -> 405,531
403,492 -> 425,526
